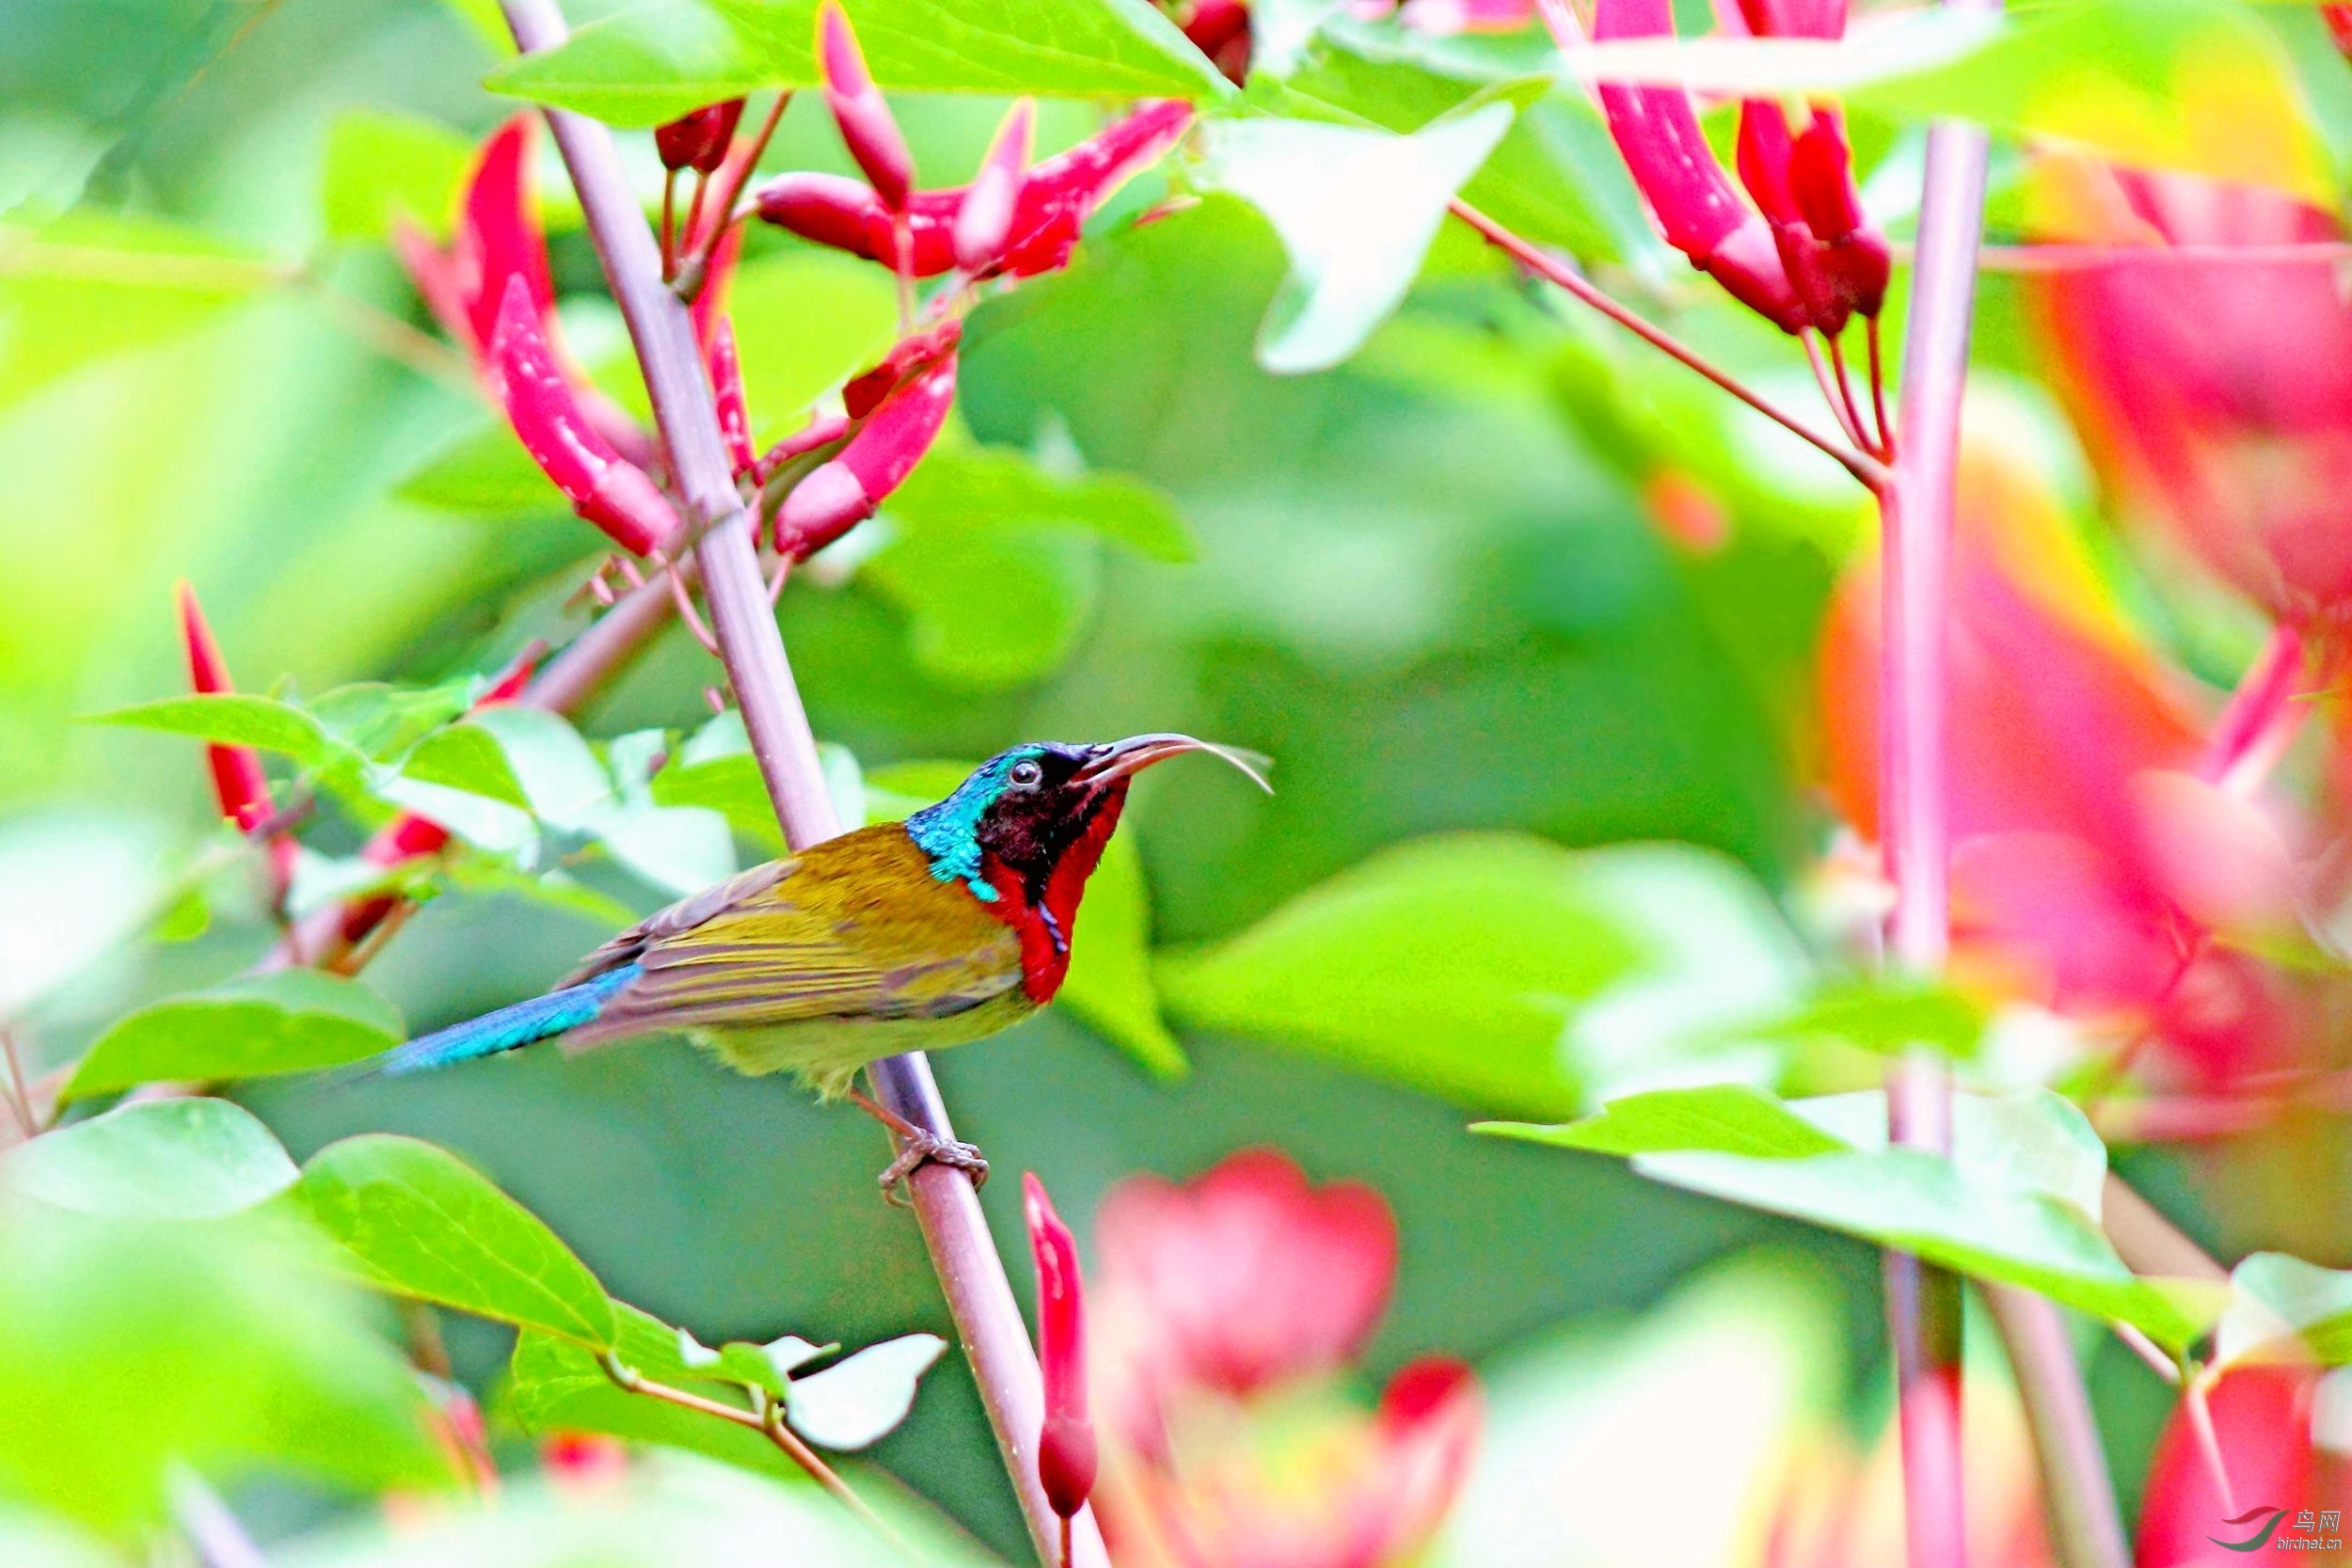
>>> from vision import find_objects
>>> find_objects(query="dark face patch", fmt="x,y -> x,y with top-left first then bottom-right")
973,743 -> 1114,898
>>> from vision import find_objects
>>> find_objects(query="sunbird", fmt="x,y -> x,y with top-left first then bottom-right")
353,735 -> 1266,1183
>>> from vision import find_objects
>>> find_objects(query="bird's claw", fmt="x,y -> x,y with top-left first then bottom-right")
877,1132 -> 989,1205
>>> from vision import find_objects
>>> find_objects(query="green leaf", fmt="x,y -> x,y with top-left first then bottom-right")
783,1332 -> 946,1450
1157,835 -> 1808,1120
887,437 -> 1196,563
1270,49 -> 1642,262
0,212 -> 277,411
471,705 -> 618,825
0,1208 -> 448,1533
487,0 -> 1228,127
861,519 -> 1099,688
395,420 -> 565,515
2217,1253 -> 2352,1370
1497,1083 -> 2220,1348
727,253 -> 900,433
90,692 -> 354,773
1194,103 -> 1513,373
62,972 -> 404,1101
320,109 -> 475,243
502,1303 -> 817,1484
1477,1084 -> 1847,1159
1736,976 -> 1988,1058
400,721 -> 532,808
4,1099 -> 298,1220
294,1134 -> 619,1350
1057,832 -> 1187,1076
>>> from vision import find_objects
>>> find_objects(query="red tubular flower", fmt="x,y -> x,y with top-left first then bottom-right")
656,99 -> 746,175
2027,157 -> 2352,625
841,319 -> 961,420
1590,0 -> 1804,330
756,103 -> 1193,281
177,584 -> 276,837
1184,0 -> 1253,84
1024,1173 -> 1096,1521
955,99 -> 1035,275
458,118 -> 557,359
487,277 -> 683,557
774,350 -> 955,558
1085,1150 -> 1478,1568
818,2 -> 914,211
2136,1369 -> 2321,1564
707,320 -> 756,474
178,584 -> 296,897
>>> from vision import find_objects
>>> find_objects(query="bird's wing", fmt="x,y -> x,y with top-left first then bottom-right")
557,830 -> 1024,1047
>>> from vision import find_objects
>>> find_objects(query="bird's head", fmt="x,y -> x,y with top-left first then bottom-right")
907,735 -> 1270,997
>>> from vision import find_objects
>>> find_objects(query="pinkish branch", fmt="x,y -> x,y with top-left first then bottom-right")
496,4 -> 1110,1562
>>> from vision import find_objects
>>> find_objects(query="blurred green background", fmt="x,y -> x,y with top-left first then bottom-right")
4,0 -> 2290,1557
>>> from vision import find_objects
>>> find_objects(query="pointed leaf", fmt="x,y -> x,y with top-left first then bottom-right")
784,1332 -> 946,1450
4,1100 -> 297,1220
63,973 -> 403,1101
1477,1084 -> 1845,1159
1195,103 -> 1514,373
294,1134 -> 619,1350
2217,1253 -> 2352,1370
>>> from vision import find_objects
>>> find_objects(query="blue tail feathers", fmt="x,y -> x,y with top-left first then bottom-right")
347,964 -> 641,1081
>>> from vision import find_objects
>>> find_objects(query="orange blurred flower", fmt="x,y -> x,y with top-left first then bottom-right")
1818,439 -> 2303,1084
1088,1150 -> 1479,1568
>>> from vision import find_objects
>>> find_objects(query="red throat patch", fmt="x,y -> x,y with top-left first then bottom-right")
981,785 -> 1130,1003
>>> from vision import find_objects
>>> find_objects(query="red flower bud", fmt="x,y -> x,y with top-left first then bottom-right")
955,99 -> 1035,275
177,584 -> 276,838
459,118 -> 556,358
487,277 -> 684,557
755,102 -> 1191,282
751,412 -> 851,485
655,99 -> 746,175
818,3 -> 914,211
842,320 -> 961,420
1733,0 -> 1845,39
774,352 -> 955,558
1023,1173 -> 1095,1521
1591,0 -> 1804,331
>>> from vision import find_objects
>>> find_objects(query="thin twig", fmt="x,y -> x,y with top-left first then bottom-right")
2182,1367 -> 2238,1516
167,1469 -> 269,1568
299,274 -> 480,394
1986,1286 -> 2129,1568
1451,198 -> 1887,488
2111,1321 -> 2183,1385
0,1024 -> 36,1139
497,4 -> 1109,1561
595,1352 -> 896,1538
1802,328 -> 1867,450
1825,331 -> 1881,459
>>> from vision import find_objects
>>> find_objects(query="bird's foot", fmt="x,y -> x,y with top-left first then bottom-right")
875,1131 -> 989,1204
847,1086 -> 990,1205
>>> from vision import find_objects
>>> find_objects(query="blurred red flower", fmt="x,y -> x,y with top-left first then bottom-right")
2135,1367 -> 2326,1568
2027,155 -> 2352,627
1087,1149 -> 1478,1568
1819,441 -> 2303,1085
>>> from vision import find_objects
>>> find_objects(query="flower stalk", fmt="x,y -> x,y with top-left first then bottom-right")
496,3 -> 1112,1560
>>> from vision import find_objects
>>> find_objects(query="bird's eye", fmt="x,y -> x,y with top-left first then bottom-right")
1009,759 -> 1044,788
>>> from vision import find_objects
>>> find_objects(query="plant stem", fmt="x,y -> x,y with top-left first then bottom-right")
498,5 -> 1108,1562
1449,198 -> 1887,488
596,1352 -> 894,1538
2205,622 -> 2308,796
1876,61 -> 1998,1568
167,1469 -> 269,1568
1985,1286 -> 2129,1568
2101,1174 -> 2229,1283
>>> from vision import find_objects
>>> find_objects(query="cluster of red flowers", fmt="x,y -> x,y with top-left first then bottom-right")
1025,1152 -> 1480,1568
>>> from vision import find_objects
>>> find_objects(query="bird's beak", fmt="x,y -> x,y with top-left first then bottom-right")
1073,733 -> 1275,794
